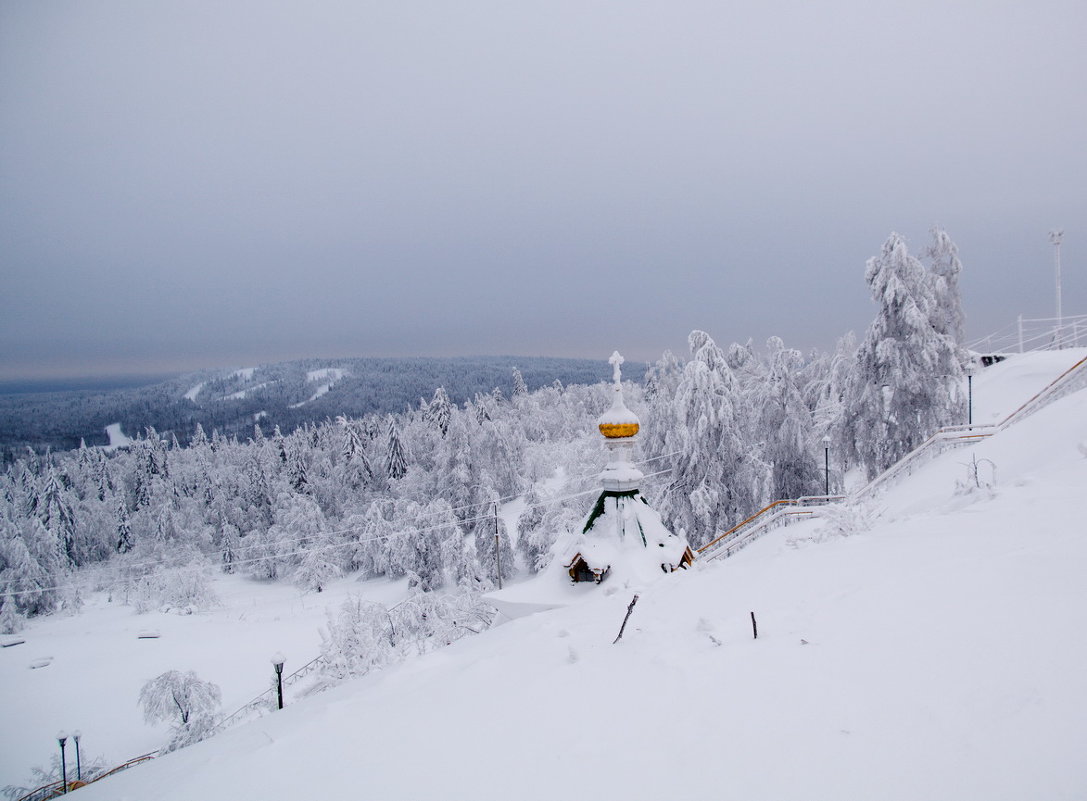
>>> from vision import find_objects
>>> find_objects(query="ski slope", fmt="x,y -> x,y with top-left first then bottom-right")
4,351 -> 1087,799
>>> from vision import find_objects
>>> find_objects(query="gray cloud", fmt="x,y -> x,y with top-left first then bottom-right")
2,0 -> 1085,378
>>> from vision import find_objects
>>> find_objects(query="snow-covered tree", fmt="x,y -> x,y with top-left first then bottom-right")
138,670 -> 222,752
922,226 -> 966,345
385,417 -> 407,481
511,367 -> 528,397
757,338 -> 821,499
652,331 -> 769,547
426,387 -> 452,437
841,232 -> 967,478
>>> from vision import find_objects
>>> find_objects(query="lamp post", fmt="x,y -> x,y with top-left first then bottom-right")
966,363 -> 976,427
272,653 -> 286,710
1050,230 -> 1063,347
822,435 -> 831,496
72,731 -> 82,782
57,732 -> 68,793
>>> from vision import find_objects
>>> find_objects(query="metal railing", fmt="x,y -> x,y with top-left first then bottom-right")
697,496 -> 843,562
15,753 -> 157,801
696,352 -> 1087,562
969,313 -> 1087,354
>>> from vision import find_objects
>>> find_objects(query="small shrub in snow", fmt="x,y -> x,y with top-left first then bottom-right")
0,595 -> 25,634
789,502 -> 878,547
954,454 -> 997,498
319,590 -> 496,684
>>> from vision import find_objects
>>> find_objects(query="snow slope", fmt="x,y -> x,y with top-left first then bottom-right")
103,423 -> 133,450
971,347 -> 1087,424
288,369 -> 349,408
0,574 -> 412,789
6,352 -> 1087,800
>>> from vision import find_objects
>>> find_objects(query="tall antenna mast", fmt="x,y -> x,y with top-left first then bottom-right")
1049,230 -> 1064,348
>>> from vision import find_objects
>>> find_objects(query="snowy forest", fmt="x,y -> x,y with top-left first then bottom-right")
0,229 -> 968,635
0,355 -> 611,459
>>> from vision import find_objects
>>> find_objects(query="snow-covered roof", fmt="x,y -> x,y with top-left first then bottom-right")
564,491 -> 692,585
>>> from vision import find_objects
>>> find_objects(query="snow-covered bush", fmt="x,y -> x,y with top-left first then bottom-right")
789,502 -> 878,547
132,562 -> 218,613
0,594 -> 25,634
319,590 -> 496,684
319,595 -> 395,680
138,670 -> 222,752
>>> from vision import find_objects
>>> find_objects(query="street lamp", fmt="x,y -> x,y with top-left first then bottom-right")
57,732 -> 68,794
72,731 -> 82,782
1050,230 -> 1063,347
822,435 -> 831,496
271,653 -> 286,710
965,362 -> 976,427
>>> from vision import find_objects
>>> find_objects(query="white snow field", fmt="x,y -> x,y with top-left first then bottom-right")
4,350 -> 1086,800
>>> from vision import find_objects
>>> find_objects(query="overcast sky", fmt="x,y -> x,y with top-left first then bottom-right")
2,1 -> 1085,379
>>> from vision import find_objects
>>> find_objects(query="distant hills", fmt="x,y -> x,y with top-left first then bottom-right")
0,355 -> 611,460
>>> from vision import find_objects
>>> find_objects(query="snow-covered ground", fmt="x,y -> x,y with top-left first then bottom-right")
103,423 -> 133,450
289,369 -> 349,408
0,573 -> 414,789
219,381 -> 271,401
182,382 -> 204,402
971,347 -> 1086,424
4,351 -> 1086,799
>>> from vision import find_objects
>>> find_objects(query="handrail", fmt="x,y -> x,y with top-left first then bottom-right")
852,352 -> 1087,502
85,753 -> 157,784
697,495 -> 843,558
697,352 -> 1087,561
994,354 -> 1087,430
14,753 -> 157,801
696,499 -> 797,554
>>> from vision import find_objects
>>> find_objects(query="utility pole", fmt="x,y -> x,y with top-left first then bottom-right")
1050,230 -> 1064,347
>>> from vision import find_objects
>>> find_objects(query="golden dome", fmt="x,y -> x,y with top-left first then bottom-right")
597,350 -> 640,439
599,421 -> 640,439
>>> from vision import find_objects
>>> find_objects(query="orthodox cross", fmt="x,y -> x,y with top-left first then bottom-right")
609,351 -> 625,387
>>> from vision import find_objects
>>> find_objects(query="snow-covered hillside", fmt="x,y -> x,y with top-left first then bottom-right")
4,351 -> 1087,800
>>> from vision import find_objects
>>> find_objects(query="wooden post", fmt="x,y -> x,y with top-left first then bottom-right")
613,594 -> 640,644
750,611 -> 758,639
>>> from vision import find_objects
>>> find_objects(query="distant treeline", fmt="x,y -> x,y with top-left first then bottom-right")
0,355 -> 611,461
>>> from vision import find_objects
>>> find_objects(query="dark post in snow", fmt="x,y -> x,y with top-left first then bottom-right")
493,501 -> 502,590
57,732 -> 68,793
966,363 -> 975,427
750,611 -> 758,640
73,731 -> 82,781
612,594 -> 640,644
272,653 -> 286,710
822,435 -> 831,496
